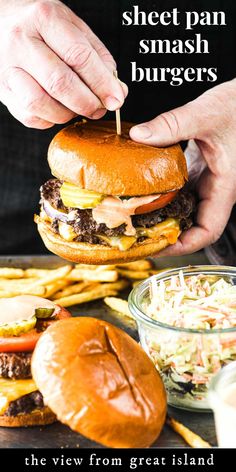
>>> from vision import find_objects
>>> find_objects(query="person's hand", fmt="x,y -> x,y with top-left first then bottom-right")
0,0 -> 127,129
130,79 -> 236,255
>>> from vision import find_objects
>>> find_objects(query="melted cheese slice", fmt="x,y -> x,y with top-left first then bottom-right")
0,296 -> 56,325
0,378 -> 37,415
98,218 -> 180,251
98,235 -> 137,251
136,218 -> 181,244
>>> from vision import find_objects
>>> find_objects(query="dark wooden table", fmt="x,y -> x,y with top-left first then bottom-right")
0,253 -> 217,448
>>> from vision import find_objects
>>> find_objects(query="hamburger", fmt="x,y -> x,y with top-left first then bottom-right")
0,295 -> 70,427
32,317 -> 167,448
36,121 -> 195,264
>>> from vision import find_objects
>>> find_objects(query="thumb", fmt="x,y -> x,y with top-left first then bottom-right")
130,99 -> 203,146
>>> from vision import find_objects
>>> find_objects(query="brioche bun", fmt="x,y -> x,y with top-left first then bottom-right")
0,406 -> 56,427
48,121 -> 187,196
32,317 -> 167,448
36,216 -> 180,264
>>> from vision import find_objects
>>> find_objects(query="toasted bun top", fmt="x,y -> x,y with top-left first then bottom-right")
32,317 -> 167,448
48,121 -> 187,195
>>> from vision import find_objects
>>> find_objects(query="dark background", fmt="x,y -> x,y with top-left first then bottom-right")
0,0 -> 235,254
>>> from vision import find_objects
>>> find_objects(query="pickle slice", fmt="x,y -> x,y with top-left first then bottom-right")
60,182 -> 105,209
35,308 -> 55,319
0,316 -> 36,337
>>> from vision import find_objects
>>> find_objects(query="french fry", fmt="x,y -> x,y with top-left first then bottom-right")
67,269 -> 118,282
24,269 -> 52,278
52,281 -> 99,299
45,280 -> 70,298
117,269 -> 149,280
55,287 -> 118,307
75,264 -> 116,271
104,297 -> 134,320
104,297 -> 136,329
167,416 -> 211,448
101,279 -> 130,291
117,260 -> 153,271
81,282 -> 103,292
22,286 -> 47,296
0,268 -> 25,279
27,285 -> 46,295
27,265 -> 72,288
0,290 -> 19,298
24,268 -> 53,278
104,297 -> 131,314
0,285 -> 46,297
25,266 -> 73,280
0,278 -> 37,288
0,278 -> 46,296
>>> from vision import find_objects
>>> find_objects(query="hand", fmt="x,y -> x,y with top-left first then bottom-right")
130,79 -> 236,255
0,0 -> 127,129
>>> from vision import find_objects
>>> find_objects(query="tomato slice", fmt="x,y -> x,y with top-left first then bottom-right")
0,329 -> 41,353
0,306 -> 71,352
135,190 -> 178,215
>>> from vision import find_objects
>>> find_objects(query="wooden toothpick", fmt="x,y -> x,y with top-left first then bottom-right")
113,70 -> 121,136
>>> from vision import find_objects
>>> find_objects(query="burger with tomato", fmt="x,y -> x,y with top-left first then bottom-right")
35,121 -> 195,264
0,295 -> 70,427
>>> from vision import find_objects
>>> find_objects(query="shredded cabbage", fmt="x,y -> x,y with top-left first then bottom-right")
146,272 -> 236,407
148,272 -> 236,330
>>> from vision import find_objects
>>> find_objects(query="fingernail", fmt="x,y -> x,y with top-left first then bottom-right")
90,108 -> 106,119
131,125 -> 152,140
104,96 -> 122,111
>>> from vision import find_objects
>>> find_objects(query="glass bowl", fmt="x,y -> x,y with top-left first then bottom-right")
208,361 -> 236,446
128,265 -> 236,412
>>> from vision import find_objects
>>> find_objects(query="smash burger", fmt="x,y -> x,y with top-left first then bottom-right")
36,121 -> 195,264
0,295 -> 70,427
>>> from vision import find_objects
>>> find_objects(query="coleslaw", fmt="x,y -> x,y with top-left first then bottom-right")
145,272 -> 236,410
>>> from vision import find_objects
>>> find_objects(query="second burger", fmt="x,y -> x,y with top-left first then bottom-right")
0,295 -> 70,427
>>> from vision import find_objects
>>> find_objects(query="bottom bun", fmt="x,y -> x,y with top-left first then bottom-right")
0,407 -> 56,427
36,217 -> 179,264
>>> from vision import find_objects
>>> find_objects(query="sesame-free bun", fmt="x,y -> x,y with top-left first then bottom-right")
0,406 -> 56,427
48,121 -> 187,196
32,317 -> 167,448
36,216 -> 180,264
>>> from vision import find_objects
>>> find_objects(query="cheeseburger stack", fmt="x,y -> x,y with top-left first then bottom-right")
0,295 -> 70,427
36,121 -> 194,264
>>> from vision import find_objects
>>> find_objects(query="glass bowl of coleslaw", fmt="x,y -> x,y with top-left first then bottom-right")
128,265 -> 236,412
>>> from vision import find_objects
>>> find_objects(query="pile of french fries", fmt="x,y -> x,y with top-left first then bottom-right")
0,259 -> 166,308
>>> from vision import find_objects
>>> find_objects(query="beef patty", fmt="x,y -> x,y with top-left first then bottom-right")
0,352 -> 32,379
41,179 -> 195,245
4,391 -> 44,417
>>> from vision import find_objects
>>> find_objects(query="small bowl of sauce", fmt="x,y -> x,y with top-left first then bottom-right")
209,361 -> 236,447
